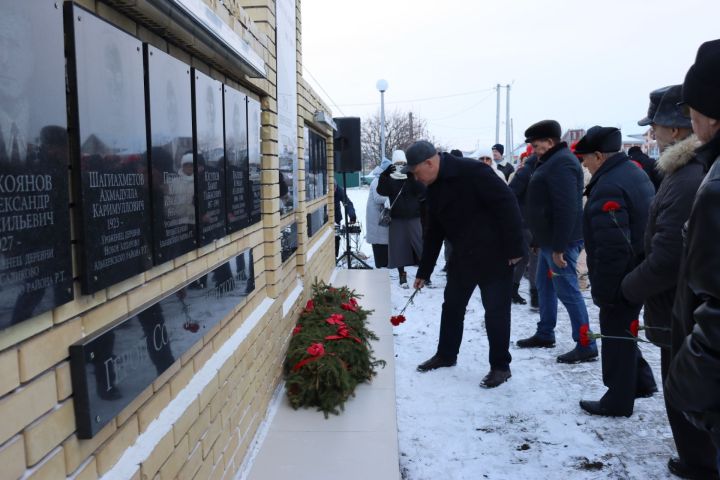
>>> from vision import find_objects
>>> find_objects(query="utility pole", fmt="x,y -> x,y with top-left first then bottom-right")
409,112 -> 414,140
495,84 -> 501,144
505,84 -> 511,163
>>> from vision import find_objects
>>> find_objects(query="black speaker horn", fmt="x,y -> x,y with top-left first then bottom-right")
334,117 -> 361,173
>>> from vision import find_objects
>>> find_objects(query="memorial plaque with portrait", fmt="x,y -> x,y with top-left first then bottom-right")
66,5 -> 152,294
145,45 -> 196,264
306,206 -> 328,238
223,85 -> 249,234
192,70 -> 226,246
70,248 -> 255,438
247,97 -> 262,225
0,0 -> 74,329
281,222 -> 298,263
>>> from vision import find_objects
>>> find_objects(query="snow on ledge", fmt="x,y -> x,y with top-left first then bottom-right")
100,296 -> 276,480
282,279 -> 303,317
306,228 -> 332,262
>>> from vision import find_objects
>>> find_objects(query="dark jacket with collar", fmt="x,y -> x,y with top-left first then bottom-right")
376,167 -> 426,219
508,154 -> 538,226
665,131 -> 720,440
417,154 -> 524,281
629,149 -> 663,192
583,152 -> 654,308
621,135 -> 704,347
334,184 -> 356,225
526,142 -> 585,251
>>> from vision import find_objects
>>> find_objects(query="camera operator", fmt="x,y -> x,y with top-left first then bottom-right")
334,182 -> 357,258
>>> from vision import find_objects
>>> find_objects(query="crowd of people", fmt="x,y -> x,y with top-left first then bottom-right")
358,39 -> 720,479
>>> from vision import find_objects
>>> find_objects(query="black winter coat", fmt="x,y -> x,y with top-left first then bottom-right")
508,155 -> 538,226
621,135 -> 703,347
334,184 -> 356,225
526,143 -> 584,252
665,132 -> 720,439
583,153 -> 654,308
629,149 -> 663,192
417,154 -> 524,280
376,167 -> 426,219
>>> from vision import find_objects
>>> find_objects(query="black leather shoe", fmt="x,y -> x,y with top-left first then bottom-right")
557,346 -> 598,364
516,335 -> 555,348
668,457 -> 720,480
480,369 -> 511,388
417,354 -> 456,372
635,386 -> 658,399
579,400 -> 631,418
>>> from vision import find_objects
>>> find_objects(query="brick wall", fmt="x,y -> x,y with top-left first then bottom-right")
0,0 -> 337,478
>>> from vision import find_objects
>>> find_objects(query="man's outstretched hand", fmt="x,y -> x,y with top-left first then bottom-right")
414,278 -> 426,290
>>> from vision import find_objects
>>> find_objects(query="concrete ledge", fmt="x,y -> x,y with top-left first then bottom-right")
246,269 -> 400,480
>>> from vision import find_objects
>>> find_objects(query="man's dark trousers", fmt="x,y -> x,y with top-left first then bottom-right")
598,303 -> 656,414
437,264 -> 513,371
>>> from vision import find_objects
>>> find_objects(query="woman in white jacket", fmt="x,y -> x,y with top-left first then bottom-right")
365,156 -> 391,267
479,150 -> 507,183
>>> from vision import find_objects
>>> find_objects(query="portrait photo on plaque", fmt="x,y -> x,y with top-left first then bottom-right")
66,4 -> 152,294
145,45 -> 196,264
223,85 -> 249,234
0,0 -> 74,329
247,97 -> 262,225
192,70 -> 226,246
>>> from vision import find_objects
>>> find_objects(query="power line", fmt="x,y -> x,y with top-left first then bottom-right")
335,87 -> 496,107
302,66 -> 347,117
426,91 -> 496,121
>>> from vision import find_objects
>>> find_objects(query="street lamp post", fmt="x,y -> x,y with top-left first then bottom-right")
376,79 -> 388,163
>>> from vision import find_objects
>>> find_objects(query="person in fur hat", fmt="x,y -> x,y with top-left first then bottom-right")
621,84 -> 716,479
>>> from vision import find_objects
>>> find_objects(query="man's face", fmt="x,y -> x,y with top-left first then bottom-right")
530,139 -> 553,157
480,155 -> 493,166
652,124 -> 675,151
410,154 -> 439,185
581,152 -> 602,176
690,107 -> 720,144
492,149 -> 502,161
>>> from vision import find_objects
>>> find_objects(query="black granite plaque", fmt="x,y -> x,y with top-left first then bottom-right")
145,45 -> 196,264
281,221 -> 298,262
247,97 -> 262,225
223,85 -> 249,233
69,248 -> 255,438
306,206 -> 328,238
66,5 -> 152,294
192,70 -> 226,245
0,1 -> 74,328
304,128 -> 328,201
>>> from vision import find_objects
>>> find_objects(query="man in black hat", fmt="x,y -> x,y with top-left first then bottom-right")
405,140 -> 524,388
575,126 -> 657,417
632,86 -> 673,191
492,143 -> 514,181
665,38 -> 720,470
621,84 -> 717,477
515,120 -> 598,363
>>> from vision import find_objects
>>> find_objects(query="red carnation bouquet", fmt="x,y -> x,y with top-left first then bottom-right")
390,287 -> 421,326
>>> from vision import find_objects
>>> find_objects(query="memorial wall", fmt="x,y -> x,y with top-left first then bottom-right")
0,0 -> 338,478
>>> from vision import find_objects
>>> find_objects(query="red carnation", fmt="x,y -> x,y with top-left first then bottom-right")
305,299 -> 314,312
579,324 -> 591,347
630,319 -> 639,337
306,343 -> 325,356
349,297 -> 358,307
326,314 -> 345,326
547,268 -> 555,280
602,201 -> 621,213
390,315 -> 406,326
341,302 -> 357,312
292,324 -> 302,336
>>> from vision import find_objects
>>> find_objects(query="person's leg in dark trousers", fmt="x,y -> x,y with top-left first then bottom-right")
436,270 -> 477,360
479,267 -> 513,371
661,347 -> 719,473
598,304 -> 653,415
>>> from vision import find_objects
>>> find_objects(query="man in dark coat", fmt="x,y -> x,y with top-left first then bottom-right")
621,85 -> 717,478
628,147 -> 663,191
516,120 -> 597,363
334,183 -> 356,258
405,140 -> 524,388
576,126 -> 657,417
492,143 -> 514,181
665,38 -> 720,471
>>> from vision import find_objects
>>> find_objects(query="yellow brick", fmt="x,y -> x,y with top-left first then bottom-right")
152,359 -> 181,392
0,348 -> 19,397
192,453 -> 213,480
53,285 -> 107,325
27,446 -> 65,480
0,311 -> 53,352
199,376 -> 219,412
116,385 -> 153,427
209,455 -> 225,480
186,257 -> 209,280
170,362 -> 195,399
140,430 -> 174,479
72,456 -> 98,480
62,421 -> 117,474
201,418 -> 221,460
209,382 -> 230,422
213,427 -> 230,467
188,408 -> 211,450
18,317 -> 82,382
180,340 -> 203,366
24,400 -> 75,466
106,273 -> 144,300
158,433 -> 189,480
138,384 -> 171,433
177,443 -> 202,480
127,278 -> 163,312
172,399 -> 199,446
0,371 -> 56,445
96,415 -> 139,476
193,343 -> 215,374
55,361 -> 73,401
161,266 -> 188,292
81,297 -> 128,335
0,435 -> 26,480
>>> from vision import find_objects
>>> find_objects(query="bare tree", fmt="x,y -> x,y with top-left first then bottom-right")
361,109 -> 437,172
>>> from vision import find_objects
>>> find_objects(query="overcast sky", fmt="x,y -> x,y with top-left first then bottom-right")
300,0 -> 719,154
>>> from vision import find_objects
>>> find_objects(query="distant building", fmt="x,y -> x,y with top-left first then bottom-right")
562,128 -> 586,145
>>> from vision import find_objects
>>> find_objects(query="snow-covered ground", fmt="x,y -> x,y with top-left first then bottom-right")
345,186 -> 675,480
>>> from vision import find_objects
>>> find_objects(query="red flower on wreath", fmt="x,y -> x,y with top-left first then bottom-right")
630,319 -> 639,337
579,324 -> 591,347
349,297 -> 358,308
341,302 -> 357,312
602,201 -> 621,213
292,324 -> 302,336
326,313 -> 345,325
390,314 -> 406,326
307,343 -> 325,356
305,299 -> 314,312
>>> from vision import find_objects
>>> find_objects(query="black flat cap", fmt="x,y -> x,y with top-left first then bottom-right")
402,140 -> 437,173
682,39 -> 720,120
574,126 -> 622,154
524,120 -> 562,143
638,85 -> 672,126
653,85 -> 692,129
